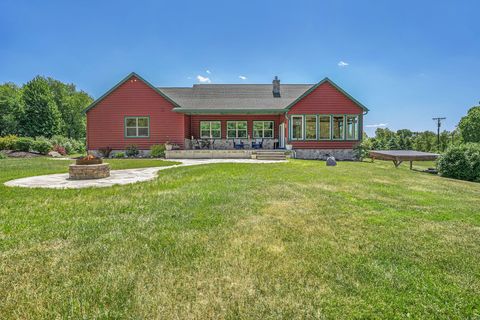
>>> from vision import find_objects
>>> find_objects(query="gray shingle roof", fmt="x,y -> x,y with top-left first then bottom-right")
158,84 -> 313,113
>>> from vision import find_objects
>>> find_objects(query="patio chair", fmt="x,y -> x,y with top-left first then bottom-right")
251,139 -> 263,149
233,140 -> 244,149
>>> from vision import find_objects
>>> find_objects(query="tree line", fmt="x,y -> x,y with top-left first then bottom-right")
363,105 -> 480,152
0,76 -> 93,139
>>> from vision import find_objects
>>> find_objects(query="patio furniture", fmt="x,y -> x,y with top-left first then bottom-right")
233,140 -> 244,149
251,139 -> 263,149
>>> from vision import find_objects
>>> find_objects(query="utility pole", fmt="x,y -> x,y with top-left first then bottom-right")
432,117 -> 446,150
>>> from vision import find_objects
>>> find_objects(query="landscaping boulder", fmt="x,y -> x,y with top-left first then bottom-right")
48,151 -> 63,158
326,155 -> 337,166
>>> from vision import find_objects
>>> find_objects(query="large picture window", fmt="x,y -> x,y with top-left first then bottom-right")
125,117 -> 149,138
319,115 -> 331,140
227,121 -> 248,138
346,115 -> 359,140
253,121 -> 274,138
305,115 -> 317,140
332,115 -> 345,140
200,121 -> 221,138
291,116 -> 303,140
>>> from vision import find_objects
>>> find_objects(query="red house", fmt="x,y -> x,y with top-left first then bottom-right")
85,72 -> 369,160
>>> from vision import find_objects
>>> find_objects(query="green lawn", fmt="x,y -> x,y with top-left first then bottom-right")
0,158 -> 479,319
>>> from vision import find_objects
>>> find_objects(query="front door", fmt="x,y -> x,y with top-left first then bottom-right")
279,123 -> 285,149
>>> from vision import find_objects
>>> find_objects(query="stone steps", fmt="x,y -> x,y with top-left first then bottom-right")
254,151 -> 287,160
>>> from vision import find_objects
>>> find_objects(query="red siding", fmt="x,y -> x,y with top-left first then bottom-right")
286,81 -> 363,149
86,76 -> 185,150
190,115 -> 283,139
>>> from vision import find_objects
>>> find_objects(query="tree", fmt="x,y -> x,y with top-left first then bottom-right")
47,78 -> 92,138
0,83 -> 23,136
458,106 -> 480,143
20,76 -> 61,137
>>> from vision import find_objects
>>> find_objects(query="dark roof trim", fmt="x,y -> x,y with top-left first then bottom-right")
284,77 -> 369,112
83,72 -> 181,113
172,108 -> 285,115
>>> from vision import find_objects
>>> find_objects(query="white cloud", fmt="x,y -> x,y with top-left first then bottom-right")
196,75 -> 211,83
338,61 -> 349,67
238,75 -> 247,80
206,70 -> 211,74
365,123 -> 388,128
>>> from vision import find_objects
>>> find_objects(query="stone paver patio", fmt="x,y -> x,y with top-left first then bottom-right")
4,159 -> 285,189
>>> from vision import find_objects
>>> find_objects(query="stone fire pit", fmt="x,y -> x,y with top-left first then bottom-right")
69,155 -> 110,180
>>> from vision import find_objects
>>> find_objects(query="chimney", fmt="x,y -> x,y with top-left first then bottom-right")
272,76 -> 280,97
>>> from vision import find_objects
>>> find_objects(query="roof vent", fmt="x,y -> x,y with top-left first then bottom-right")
272,76 -> 280,97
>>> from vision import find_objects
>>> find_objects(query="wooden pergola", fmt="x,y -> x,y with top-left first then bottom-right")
369,150 -> 439,169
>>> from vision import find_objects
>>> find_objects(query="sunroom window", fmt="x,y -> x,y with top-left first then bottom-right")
227,121 -> 248,138
332,115 -> 345,140
346,115 -> 359,140
200,121 -> 221,138
319,115 -> 331,140
305,115 -> 317,140
125,117 -> 149,138
291,116 -> 303,140
253,121 -> 274,138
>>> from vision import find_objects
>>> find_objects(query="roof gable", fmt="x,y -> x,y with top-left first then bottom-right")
284,78 -> 369,112
84,72 -> 180,113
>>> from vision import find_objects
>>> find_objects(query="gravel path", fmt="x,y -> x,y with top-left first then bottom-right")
4,159 -> 286,189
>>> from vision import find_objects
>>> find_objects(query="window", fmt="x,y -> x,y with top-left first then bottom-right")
319,115 -> 331,140
291,115 -> 303,140
200,121 -> 221,138
305,115 -> 317,140
253,121 -> 274,138
346,115 -> 359,140
332,115 -> 345,140
125,117 -> 149,138
227,121 -> 248,138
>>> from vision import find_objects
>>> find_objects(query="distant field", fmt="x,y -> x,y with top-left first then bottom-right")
1,158 -> 479,319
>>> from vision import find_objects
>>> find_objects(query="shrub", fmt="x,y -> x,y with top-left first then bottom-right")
126,144 -> 139,157
150,144 -> 166,158
15,137 -> 35,152
354,139 -> 373,161
0,135 -> 18,150
0,151 -> 7,159
53,144 -> 67,156
114,152 -> 125,158
33,137 -> 53,155
49,135 -> 85,154
98,146 -> 112,158
437,144 -> 480,182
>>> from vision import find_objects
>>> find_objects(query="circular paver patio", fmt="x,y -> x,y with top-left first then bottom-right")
3,159 -> 285,189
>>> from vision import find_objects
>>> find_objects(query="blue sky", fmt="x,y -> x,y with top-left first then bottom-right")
1,0 -> 479,136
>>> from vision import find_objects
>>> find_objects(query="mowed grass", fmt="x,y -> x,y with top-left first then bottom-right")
0,158 -> 479,319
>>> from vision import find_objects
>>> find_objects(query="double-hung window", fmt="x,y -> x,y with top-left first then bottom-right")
200,121 -> 221,138
319,115 -> 331,140
346,115 -> 359,140
253,121 -> 274,138
227,121 -> 248,138
332,115 -> 345,140
125,117 -> 149,138
305,115 -> 317,140
290,115 -> 304,140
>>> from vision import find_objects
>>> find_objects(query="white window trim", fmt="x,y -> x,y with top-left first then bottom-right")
305,115 -> 318,140
253,121 -> 274,139
200,121 -> 221,139
290,115 -> 304,140
332,115 -> 346,140
227,121 -> 248,139
318,115 -> 332,140
125,116 -> 149,138
345,115 -> 359,140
